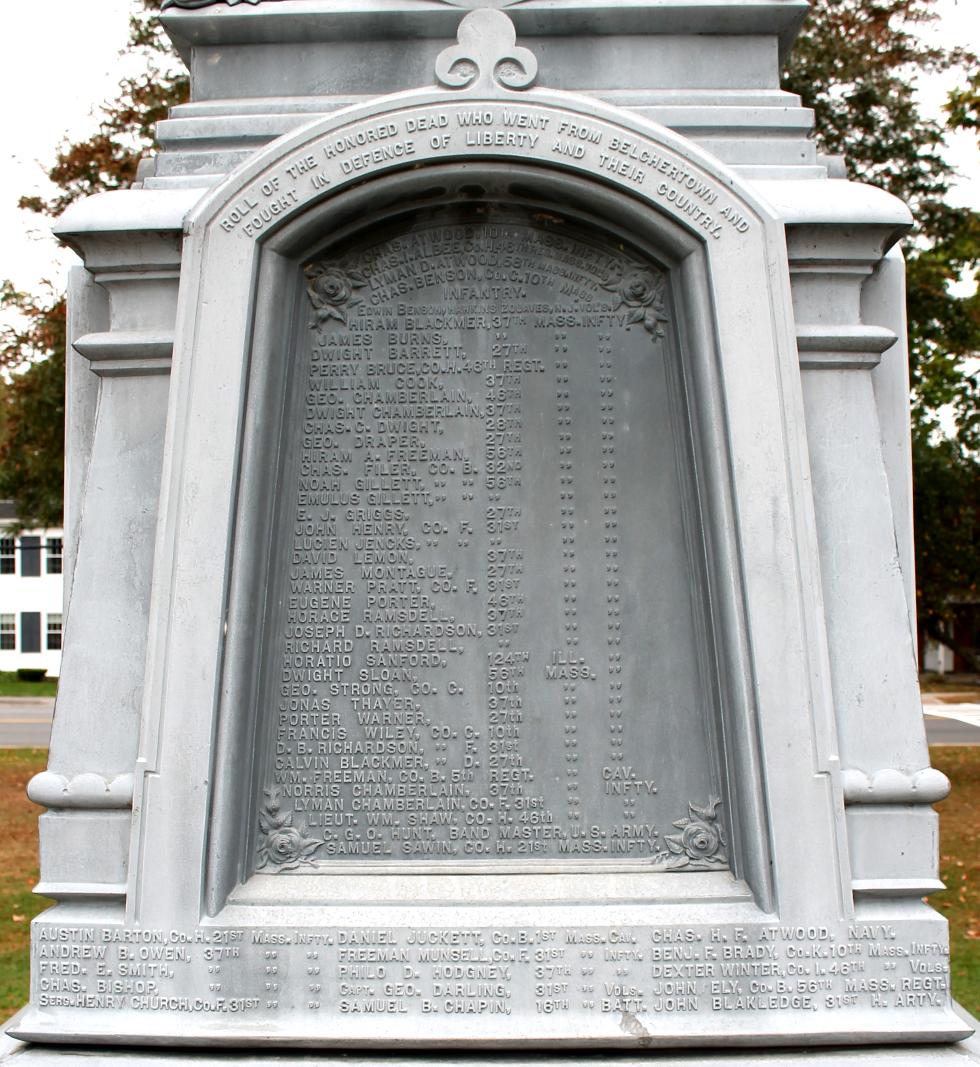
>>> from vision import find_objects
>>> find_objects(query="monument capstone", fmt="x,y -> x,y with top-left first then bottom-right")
4,0 -> 978,1063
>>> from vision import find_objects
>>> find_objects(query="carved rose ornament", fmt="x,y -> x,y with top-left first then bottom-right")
304,262 -> 367,328
257,788 -> 323,871
662,797 -> 729,871
602,264 -> 670,340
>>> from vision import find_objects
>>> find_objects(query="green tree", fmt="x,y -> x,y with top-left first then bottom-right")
0,0 -> 187,527
913,432 -> 978,670
784,0 -> 980,670
0,284 -> 66,529
946,68 -> 980,139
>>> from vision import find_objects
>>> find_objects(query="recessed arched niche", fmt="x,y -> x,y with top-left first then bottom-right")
203,166 -> 769,913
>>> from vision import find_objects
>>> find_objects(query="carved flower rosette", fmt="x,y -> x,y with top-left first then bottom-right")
305,262 -> 367,329
601,265 -> 669,340
662,796 -> 728,871
257,788 -> 322,872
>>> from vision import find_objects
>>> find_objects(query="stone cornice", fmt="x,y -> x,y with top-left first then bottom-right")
159,2 -> 809,65
163,0 -> 528,8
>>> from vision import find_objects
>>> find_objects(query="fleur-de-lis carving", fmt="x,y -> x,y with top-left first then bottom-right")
435,9 -> 538,92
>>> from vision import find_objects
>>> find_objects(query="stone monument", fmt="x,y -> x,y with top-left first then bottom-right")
3,0 -> 977,1062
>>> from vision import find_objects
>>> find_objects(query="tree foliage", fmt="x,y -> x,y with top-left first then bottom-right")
946,70 -> 980,137
784,0 -> 979,445
0,285 -> 66,529
784,0 -> 980,668
913,431 -> 978,670
0,0 -> 188,528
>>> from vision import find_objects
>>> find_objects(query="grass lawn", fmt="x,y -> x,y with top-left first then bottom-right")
0,674 -> 57,699
920,675 -> 980,702
0,750 -> 50,1018
930,747 -> 980,1018
0,748 -> 976,1023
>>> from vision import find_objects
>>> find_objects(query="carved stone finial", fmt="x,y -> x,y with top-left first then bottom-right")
435,8 -> 537,92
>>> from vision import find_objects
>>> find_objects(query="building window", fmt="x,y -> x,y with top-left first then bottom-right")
0,539 -> 14,575
21,612 -> 41,653
20,537 -> 40,577
46,538 -> 63,575
47,614 -> 63,652
0,615 -> 14,651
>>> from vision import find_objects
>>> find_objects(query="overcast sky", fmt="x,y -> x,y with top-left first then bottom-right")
2,0 -> 136,306
0,0 -> 977,327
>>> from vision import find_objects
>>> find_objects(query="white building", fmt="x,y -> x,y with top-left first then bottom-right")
0,501 -> 63,677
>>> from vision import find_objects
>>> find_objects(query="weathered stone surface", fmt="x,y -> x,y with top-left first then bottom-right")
4,1006 -> 980,1064
7,0 -> 969,1060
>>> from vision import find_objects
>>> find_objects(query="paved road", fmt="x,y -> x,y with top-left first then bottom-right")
923,694 -> 980,746
925,713 -> 980,746
0,698 -> 976,749
0,699 -> 53,748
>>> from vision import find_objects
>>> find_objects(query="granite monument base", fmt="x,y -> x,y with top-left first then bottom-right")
4,1006 -> 980,1067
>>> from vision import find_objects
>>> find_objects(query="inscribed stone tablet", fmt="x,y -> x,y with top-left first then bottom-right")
255,206 -> 726,873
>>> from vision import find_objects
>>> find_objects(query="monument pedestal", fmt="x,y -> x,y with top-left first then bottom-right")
8,0 -> 972,1061
4,1009 -> 980,1067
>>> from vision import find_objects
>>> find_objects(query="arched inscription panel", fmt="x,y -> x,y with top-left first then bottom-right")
254,205 -> 725,871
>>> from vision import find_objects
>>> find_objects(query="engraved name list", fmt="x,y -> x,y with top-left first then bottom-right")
255,208 -> 725,873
